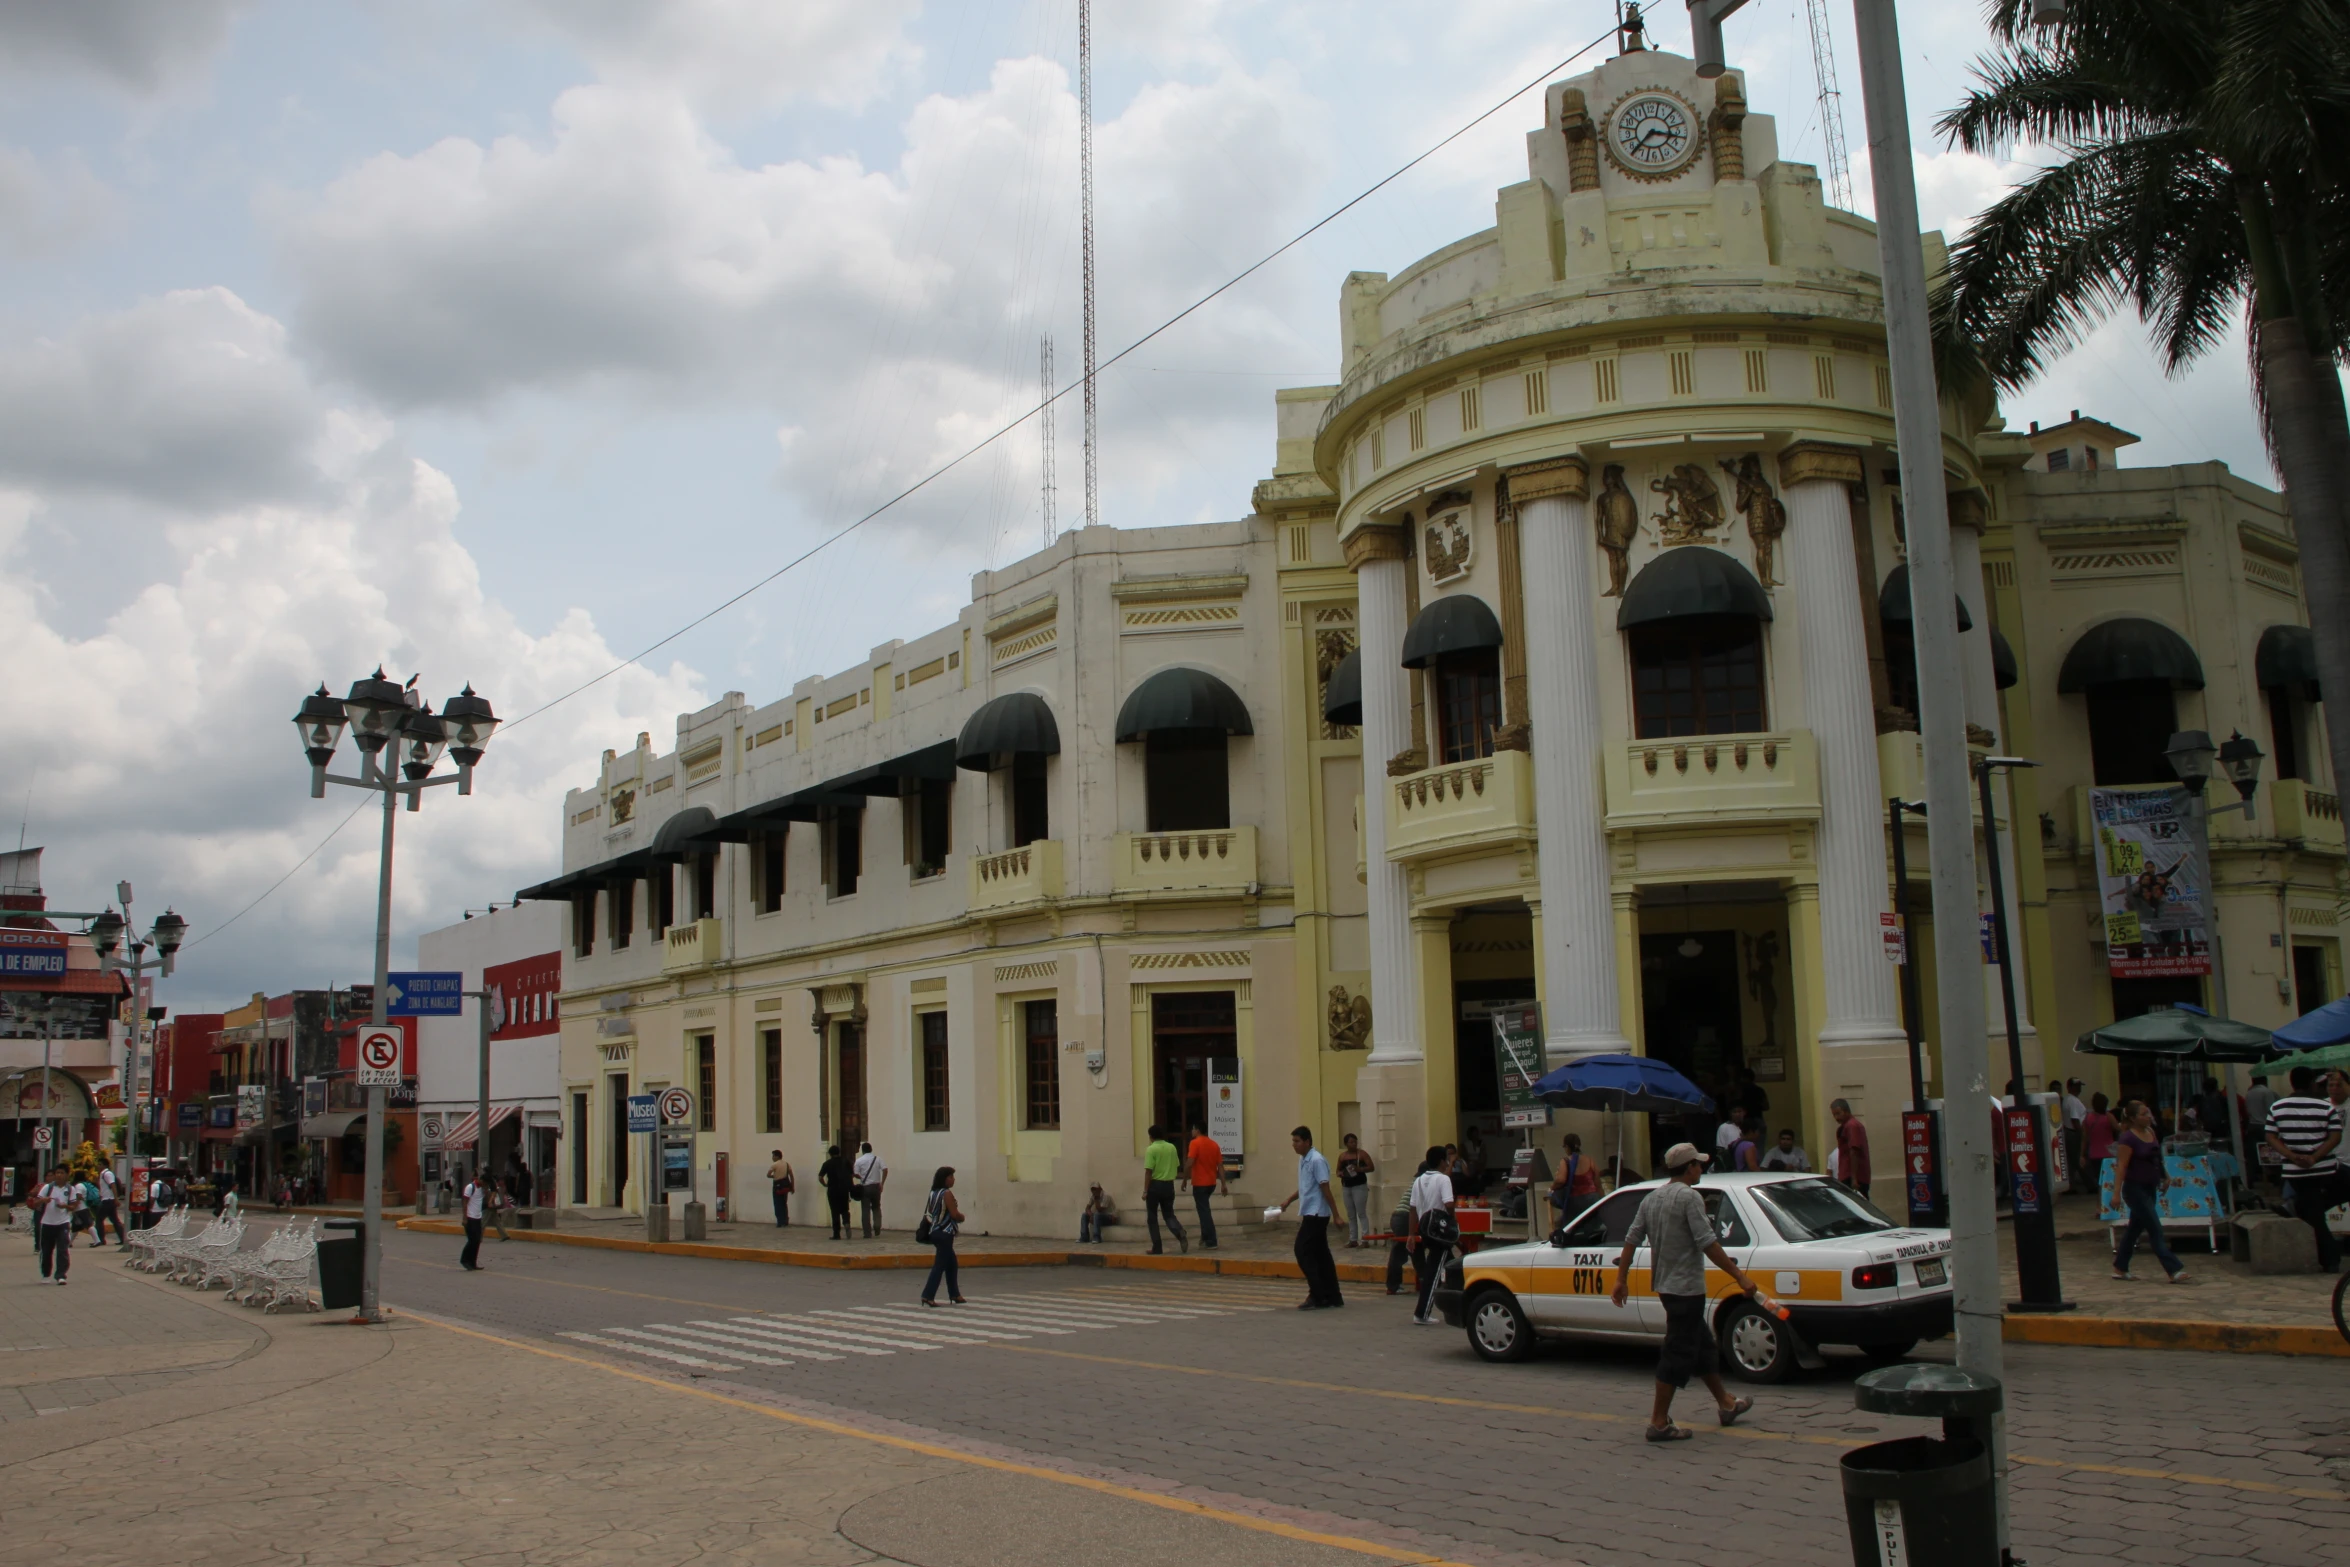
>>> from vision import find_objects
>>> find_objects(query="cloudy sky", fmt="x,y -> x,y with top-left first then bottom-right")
0,1 -> 2282,1012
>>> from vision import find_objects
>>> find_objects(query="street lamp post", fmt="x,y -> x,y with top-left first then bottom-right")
1976,757 -> 2070,1312
2164,728 -> 2263,1190
295,672 -> 497,1323
92,892 -> 186,1216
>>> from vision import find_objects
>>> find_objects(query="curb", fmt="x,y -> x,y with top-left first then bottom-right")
2002,1312 -> 2347,1358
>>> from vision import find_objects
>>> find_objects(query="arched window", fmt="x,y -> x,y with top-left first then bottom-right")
2257,625 -> 2320,782
1617,548 -> 1774,740
957,692 -> 1061,848
1114,668 -> 1252,833
2057,618 -> 2205,786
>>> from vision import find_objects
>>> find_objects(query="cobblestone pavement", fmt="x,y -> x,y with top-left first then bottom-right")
0,1234 -> 263,1421
373,1224 -> 2349,1565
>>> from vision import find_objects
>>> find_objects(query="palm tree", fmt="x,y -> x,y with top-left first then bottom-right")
1939,0 -> 2350,804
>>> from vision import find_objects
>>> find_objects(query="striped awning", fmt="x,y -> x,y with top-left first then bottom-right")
438,1104 -> 521,1150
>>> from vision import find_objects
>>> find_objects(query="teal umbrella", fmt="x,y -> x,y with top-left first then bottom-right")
2074,1007 -> 2278,1063
2273,1038 -> 2350,1073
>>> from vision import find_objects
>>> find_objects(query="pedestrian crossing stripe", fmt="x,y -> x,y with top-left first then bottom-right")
557,1288 -> 1281,1374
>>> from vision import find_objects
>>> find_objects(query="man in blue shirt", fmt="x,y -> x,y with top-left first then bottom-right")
1277,1125 -> 1345,1309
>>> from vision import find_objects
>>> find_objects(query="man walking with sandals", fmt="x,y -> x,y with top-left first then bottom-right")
1610,1142 -> 1768,1443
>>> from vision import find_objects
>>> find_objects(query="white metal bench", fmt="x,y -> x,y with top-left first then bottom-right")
166,1213 -> 242,1283
4,1206 -> 28,1236
128,1206 -> 189,1271
225,1219 -> 319,1311
192,1215 -> 254,1291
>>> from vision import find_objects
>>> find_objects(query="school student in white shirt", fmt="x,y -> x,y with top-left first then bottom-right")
1405,1147 -> 1457,1325
853,1143 -> 888,1237
34,1176 -> 84,1283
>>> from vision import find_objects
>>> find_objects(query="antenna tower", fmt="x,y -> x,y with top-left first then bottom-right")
1078,0 -> 1098,529
1803,0 -> 1854,210
1039,334 -> 1058,544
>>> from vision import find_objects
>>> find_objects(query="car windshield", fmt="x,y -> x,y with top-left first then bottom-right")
1751,1179 -> 1897,1242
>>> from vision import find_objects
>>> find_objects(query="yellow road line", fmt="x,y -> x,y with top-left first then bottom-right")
407,1311 -> 1479,1567
995,1346 -> 2348,1502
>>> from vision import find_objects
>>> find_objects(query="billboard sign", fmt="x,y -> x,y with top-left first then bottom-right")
485,951 -> 563,1041
1491,1003 -> 1553,1129
2090,786 -> 2210,977
0,929 -> 67,976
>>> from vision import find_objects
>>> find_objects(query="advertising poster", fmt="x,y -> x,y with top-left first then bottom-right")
1207,1058 -> 1243,1155
2090,786 -> 2210,977
1491,1004 -> 1552,1129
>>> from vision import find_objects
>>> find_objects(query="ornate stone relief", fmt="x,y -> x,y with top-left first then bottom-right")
1315,626 -> 1358,740
1719,452 -> 1787,585
1423,503 -> 1473,585
1594,463 -> 1639,597
1649,462 -> 1725,545
1326,985 -> 1372,1050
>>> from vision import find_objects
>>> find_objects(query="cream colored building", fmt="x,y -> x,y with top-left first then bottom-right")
534,39 -> 2341,1227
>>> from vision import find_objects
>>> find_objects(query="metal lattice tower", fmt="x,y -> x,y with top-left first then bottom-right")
1804,0 -> 1854,211
1078,0 -> 1098,529
1038,334 -> 1058,544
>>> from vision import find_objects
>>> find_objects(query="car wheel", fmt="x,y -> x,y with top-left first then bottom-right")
1718,1301 -> 1793,1382
1860,1340 -> 1917,1364
1467,1288 -> 1534,1363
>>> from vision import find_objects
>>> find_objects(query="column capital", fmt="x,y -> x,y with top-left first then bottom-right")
1610,889 -> 1639,913
1946,489 -> 1989,534
1408,913 -> 1452,937
1342,523 -> 1409,570
1778,442 -> 1864,489
1502,455 -> 1588,502
1785,880 -> 1821,906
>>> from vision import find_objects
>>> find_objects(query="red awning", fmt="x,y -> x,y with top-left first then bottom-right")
438,1104 -> 521,1150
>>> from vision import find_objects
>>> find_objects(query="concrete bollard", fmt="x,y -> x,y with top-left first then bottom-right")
645,1202 -> 670,1243
2234,1212 -> 2319,1274
683,1202 -> 708,1241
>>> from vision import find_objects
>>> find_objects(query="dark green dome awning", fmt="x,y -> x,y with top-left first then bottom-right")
2255,624 -> 2320,699
956,692 -> 1061,770
1400,593 -> 1504,669
1115,667 -> 1253,742
1877,564 -> 1974,632
1323,649 -> 1362,726
1616,547 -> 1773,630
1989,626 -> 2019,691
2056,617 -> 2205,693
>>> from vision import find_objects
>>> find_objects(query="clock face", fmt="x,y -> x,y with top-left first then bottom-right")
1609,93 -> 1699,177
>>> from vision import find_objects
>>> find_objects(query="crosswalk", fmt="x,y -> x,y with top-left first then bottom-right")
557,1280 -> 1298,1373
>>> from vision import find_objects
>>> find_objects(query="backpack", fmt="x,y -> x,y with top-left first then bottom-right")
1417,1204 -> 1460,1248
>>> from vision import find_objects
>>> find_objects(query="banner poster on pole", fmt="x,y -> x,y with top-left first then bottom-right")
1207,1059 -> 1243,1155
2089,786 -> 2210,978
1490,1004 -> 1552,1130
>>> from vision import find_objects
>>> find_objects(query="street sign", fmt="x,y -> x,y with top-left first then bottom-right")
32,1126 -> 52,1149
386,971 -> 464,1016
356,1026 -> 404,1085
1880,911 -> 1906,964
420,1114 -> 446,1150
660,1130 -> 695,1191
1491,1003 -> 1553,1129
2004,1106 -> 2045,1217
625,1094 -> 659,1134
657,1086 -> 695,1126
0,929 -> 67,976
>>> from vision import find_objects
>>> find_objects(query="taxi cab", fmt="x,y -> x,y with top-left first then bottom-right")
1431,1172 -> 1954,1381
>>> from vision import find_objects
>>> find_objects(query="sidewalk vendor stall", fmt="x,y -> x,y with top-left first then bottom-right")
2075,1005 -> 2282,1251
1531,1053 -> 1713,1206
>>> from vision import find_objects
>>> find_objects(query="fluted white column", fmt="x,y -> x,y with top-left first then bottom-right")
1352,531 -> 1420,1065
1949,509 -> 2036,1046
1780,446 -> 1905,1051
1511,457 -> 1629,1061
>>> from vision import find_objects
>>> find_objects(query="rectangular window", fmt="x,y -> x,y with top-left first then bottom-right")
1873,363 -> 1893,408
574,892 -> 595,958
828,805 -> 862,896
758,833 -> 785,913
1629,616 -> 1767,738
1813,354 -> 1837,400
2267,683 -> 2304,782
908,776 -> 951,877
1011,753 -> 1050,847
651,867 -> 675,937
695,1034 -> 716,1131
761,1027 -> 782,1134
920,1011 -> 950,1131
609,879 -> 633,950
694,854 -> 718,920
2046,447 -> 2071,471
1434,650 -> 1504,762
571,1090 -> 589,1204
1458,384 -> 1481,431
1668,349 -> 1694,397
1370,427 -> 1384,470
1144,730 -> 1231,831
1594,357 -> 1619,403
1407,406 -> 1426,451
1023,999 -> 1060,1130
1743,348 -> 1768,394
1522,368 -> 1548,417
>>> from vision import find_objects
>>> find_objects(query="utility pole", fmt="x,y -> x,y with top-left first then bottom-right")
1077,0 -> 1098,530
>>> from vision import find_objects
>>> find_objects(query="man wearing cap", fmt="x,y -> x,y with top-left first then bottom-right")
1610,1142 -> 1766,1443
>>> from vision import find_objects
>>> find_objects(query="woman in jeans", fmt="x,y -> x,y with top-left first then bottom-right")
2110,1100 -> 2190,1284
1335,1134 -> 1375,1248
919,1167 -> 966,1306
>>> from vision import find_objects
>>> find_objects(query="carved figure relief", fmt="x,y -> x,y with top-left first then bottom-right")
1423,506 -> 1473,584
1649,463 -> 1725,545
1594,464 -> 1640,597
1719,452 -> 1787,585
1315,627 -> 1358,740
1327,985 -> 1373,1051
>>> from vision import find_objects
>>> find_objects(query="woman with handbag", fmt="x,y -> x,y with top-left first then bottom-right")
917,1167 -> 966,1306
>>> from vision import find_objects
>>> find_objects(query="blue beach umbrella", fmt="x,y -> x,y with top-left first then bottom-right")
1533,1054 -> 1714,1190
2273,995 -> 2350,1052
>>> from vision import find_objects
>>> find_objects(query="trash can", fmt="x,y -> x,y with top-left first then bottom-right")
317,1219 -> 364,1311
1840,1363 -> 2001,1567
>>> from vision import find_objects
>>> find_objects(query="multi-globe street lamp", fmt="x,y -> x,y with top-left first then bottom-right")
295,671 -> 497,1323
90,890 -> 185,1186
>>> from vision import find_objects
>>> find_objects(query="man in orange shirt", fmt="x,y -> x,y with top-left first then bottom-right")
1185,1121 -> 1225,1250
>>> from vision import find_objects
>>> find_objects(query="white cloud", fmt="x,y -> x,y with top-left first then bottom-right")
0,287 -> 704,1010
0,0 -> 251,93
497,0 -> 920,115
0,146 -> 116,256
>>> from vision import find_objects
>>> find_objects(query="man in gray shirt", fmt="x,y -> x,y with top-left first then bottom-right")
1610,1142 -> 1767,1442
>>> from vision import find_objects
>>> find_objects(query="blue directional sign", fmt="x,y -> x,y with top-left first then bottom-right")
386,971 -> 464,1016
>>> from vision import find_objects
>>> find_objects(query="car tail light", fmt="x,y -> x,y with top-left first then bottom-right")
1851,1263 -> 1896,1291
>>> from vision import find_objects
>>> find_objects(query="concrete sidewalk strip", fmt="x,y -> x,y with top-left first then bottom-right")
558,1330 -> 739,1371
